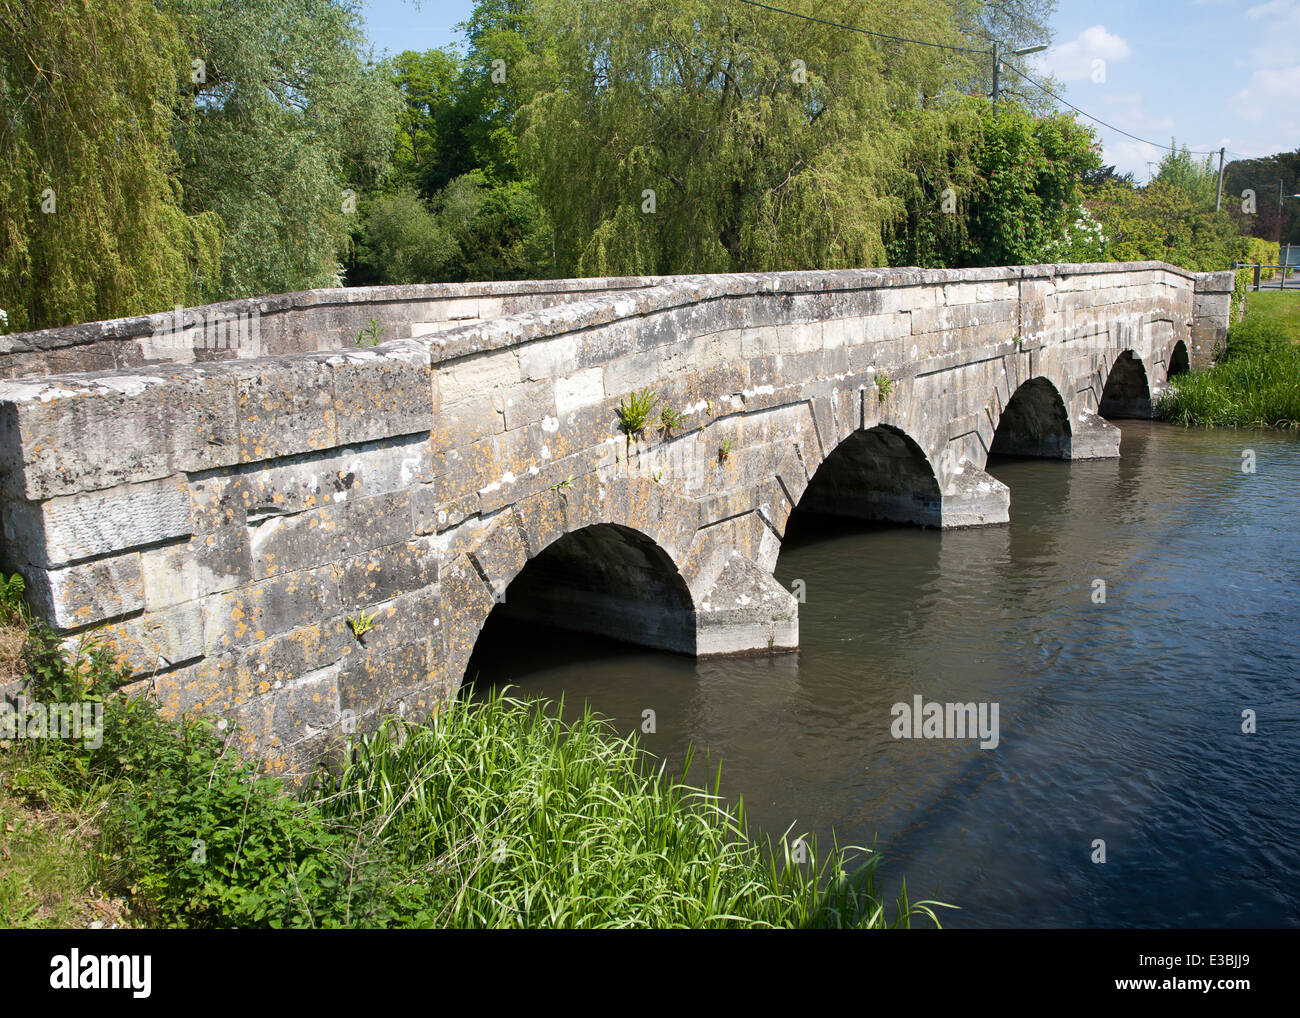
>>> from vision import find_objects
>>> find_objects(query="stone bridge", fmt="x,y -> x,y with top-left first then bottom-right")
0,263 -> 1233,775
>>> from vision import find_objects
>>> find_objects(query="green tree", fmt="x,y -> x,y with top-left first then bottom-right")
515,0 -> 980,277
1223,148 -> 1300,245
0,0 -> 220,332
887,99 -> 1099,267
164,0 -> 401,297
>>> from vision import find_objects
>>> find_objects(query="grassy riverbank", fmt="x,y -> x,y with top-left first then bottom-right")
0,579 -> 942,929
1157,291 -> 1300,429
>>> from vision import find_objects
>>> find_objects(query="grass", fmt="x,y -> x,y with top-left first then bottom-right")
0,575 -> 946,929
1238,290 -> 1300,338
1157,291 -> 1300,429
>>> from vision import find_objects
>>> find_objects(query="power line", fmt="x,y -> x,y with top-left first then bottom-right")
1000,62 -> 1220,156
737,0 -> 1229,160
732,0 -> 989,55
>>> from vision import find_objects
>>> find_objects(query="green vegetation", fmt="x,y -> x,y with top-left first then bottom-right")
1083,146 -> 1250,272
0,576 -> 943,928
0,0 -> 222,332
7,0 -> 1286,333
876,373 -> 894,401
615,388 -> 658,437
347,609 -> 378,640
718,439 -> 734,463
1157,296 -> 1300,429
355,317 -> 387,347
658,405 -> 686,435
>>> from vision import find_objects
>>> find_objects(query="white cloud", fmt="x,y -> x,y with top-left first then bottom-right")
1230,65 -> 1300,121
1031,25 -> 1131,83
1240,0 -> 1300,68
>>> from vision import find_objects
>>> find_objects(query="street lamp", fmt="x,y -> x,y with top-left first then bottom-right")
992,42 -> 1048,114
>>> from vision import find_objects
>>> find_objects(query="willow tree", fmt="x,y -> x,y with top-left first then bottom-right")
0,0 -> 220,332
513,0 -> 980,276
163,0 -> 401,298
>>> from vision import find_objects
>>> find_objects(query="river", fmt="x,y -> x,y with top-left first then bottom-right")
467,420 -> 1300,928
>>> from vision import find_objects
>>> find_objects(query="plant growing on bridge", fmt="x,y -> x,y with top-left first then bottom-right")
348,609 -> 378,641
718,438 -> 734,463
616,388 -> 658,437
876,374 -> 894,403
356,317 -> 387,347
550,475 -> 573,494
658,405 -> 685,435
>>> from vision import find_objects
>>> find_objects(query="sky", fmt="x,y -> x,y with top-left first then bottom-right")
359,0 -> 1300,182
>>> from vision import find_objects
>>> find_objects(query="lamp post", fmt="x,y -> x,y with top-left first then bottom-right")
992,42 -> 1048,114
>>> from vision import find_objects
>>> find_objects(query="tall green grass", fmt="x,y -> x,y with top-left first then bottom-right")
315,690 -> 947,928
1157,306 -> 1300,429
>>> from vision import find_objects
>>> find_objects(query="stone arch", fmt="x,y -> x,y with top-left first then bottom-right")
794,423 -> 943,528
1167,340 -> 1190,379
1099,350 -> 1152,419
447,476 -> 704,686
463,520 -> 698,687
989,376 -> 1072,459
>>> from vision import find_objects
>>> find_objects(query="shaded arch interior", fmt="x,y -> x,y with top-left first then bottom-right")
989,377 -> 1072,459
463,523 -> 697,685
795,424 -> 942,527
1167,340 -> 1190,378
1099,351 -> 1152,419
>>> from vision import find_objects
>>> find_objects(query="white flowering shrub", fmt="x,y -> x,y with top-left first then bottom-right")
1040,206 -> 1107,263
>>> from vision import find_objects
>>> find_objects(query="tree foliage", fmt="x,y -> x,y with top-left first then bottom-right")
1085,144 -> 1250,272
0,0 -> 220,332
163,0 -> 401,298
511,0 -> 982,277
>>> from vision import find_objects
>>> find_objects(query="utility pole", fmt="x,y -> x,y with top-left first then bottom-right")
991,41 -> 999,114
1215,147 -> 1225,212
991,41 -> 1046,115
1280,180 -> 1285,245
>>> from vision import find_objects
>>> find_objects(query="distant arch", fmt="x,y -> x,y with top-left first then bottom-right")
1167,340 -> 1190,379
1099,350 -> 1152,419
990,377 -> 1072,459
795,424 -> 942,527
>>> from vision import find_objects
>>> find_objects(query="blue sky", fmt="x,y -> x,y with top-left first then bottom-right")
359,1 -> 1300,181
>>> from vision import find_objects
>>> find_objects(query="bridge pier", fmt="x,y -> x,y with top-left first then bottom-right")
695,553 -> 799,657
940,466 -> 1011,528
1070,410 -> 1122,459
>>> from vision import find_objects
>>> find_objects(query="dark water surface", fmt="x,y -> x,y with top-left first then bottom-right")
467,421 -> 1300,928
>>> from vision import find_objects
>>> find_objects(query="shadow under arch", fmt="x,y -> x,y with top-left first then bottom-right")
1167,340 -> 1190,379
1100,350 -> 1152,419
794,424 -> 942,528
990,376 -> 1072,459
462,522 -> 697,689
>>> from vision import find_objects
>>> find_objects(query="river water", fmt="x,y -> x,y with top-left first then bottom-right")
467,421 -> 1300,928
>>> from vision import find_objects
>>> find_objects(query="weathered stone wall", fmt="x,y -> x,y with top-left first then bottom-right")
0,262 -> 1203,776
1190,271 -> 1235,370
0,276 -> 672,380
